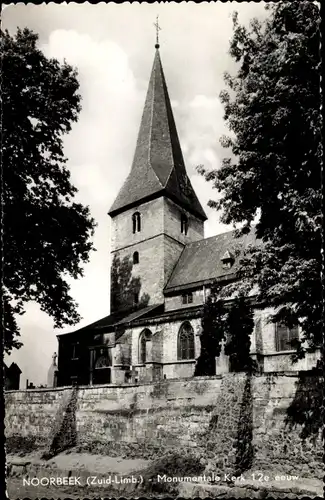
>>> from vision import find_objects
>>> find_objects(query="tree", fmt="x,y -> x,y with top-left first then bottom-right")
224,295 -> 255,373
2,28 -> 96,353
198,2 -> 322,360
194,285 -> 226,376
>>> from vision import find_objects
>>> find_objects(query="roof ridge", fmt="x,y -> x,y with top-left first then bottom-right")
147,50 -> 164,189
183,229 -> 236,248
183,226 -> 258,248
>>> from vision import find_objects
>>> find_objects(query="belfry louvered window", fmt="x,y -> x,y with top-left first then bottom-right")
177,321 -> 195,360
132,212 -> 141,233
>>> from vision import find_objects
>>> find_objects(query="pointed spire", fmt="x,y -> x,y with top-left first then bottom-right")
109,46 -> 207,221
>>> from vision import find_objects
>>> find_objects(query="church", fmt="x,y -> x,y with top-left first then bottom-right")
56,42 -> 318,387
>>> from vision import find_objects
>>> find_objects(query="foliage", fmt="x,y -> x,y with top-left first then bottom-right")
195,285 -> 227,376
234,374 -> 254,475
198,2 -> 322,359
110,253 -> 150,313
6,435 -> 39,456
136,452 -> 203,495
224,295 -> 256,372
2,28 -> 96,353
196,286 -> 255,375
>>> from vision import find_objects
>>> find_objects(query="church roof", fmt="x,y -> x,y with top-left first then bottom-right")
108,49 -> 207,221
57,304 -> 163,337
165,229 -> 259,292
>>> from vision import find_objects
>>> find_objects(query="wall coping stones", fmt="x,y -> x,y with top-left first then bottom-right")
253,371 -> 300,378
5,375 -> 223,394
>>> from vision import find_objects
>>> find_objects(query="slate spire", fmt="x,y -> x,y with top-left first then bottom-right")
109,47 -> 207,221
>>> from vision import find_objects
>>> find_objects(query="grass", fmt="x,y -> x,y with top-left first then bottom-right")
133,451 -> 204,496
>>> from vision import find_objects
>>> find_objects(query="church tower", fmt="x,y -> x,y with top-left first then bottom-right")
108,38 -> 207,313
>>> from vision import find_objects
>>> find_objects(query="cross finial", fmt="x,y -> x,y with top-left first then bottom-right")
154,15 -> 161,49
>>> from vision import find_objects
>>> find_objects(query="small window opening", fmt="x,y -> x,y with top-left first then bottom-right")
134,292 -> 139,305
181,214 -> 189,235
132,212 -> 141,233
133,251 -> 139,264
71,343 -> 79,360
182,292 -> 193,305
221,250 -> 234,269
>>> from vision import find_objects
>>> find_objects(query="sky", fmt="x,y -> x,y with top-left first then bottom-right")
3,1 -> 268,388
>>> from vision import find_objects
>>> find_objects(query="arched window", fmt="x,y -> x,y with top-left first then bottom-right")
177,321 -> 195,360
132,212 -> 141,233
133,251 -> 139,264
181,214 -> 189,235
275,322 -> 299,351
139,329 -> 152,364
94,348 -> 112,368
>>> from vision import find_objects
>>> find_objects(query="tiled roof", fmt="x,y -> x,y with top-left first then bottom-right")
165,229 -> 259,292
115,304 -> 164,326
108,49 -> 207,221
57,304 -> 163,337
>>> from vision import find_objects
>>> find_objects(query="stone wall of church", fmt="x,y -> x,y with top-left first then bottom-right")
126,309 -> 319,380
109,196 -> 203,310
110,198 -> 165,253
253,308 -> 321,372
164,287 -> 205,311
130,317 -> 202,381
163,198 -> 204,244
5,373 -> 323,479
111,236 -> 166,307
162,317 -> 201,378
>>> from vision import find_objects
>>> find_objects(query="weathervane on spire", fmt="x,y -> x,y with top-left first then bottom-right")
154,15 -> 161,49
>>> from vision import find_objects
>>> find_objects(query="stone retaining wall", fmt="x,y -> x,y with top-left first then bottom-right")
5,373 -> 323,479
252,372 -> 323,479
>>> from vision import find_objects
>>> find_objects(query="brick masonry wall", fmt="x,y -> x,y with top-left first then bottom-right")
5,374 -> 323,478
